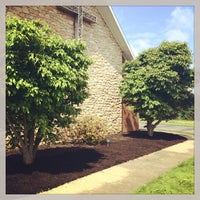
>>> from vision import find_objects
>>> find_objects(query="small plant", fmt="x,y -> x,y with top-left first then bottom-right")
59,116 -> 109,145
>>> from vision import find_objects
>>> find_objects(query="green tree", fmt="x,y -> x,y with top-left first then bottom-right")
120,41 -> 194,136
6,16 -> 92,164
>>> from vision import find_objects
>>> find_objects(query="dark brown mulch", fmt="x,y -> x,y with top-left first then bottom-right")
6,131 -> 187,194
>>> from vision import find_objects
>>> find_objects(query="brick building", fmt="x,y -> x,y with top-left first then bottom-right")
6,6 -> 139,134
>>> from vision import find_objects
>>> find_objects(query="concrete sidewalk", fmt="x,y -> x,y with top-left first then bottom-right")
41,140 -> 194,194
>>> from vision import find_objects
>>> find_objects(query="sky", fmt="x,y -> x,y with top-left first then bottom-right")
111,6 -> 194,58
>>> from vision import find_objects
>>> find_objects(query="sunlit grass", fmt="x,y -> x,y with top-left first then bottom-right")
159,120 -> 194,127
156,128 -> 194,135
140,119 -> 194,127
132,157 -> 194,194
140,119 -> 194,135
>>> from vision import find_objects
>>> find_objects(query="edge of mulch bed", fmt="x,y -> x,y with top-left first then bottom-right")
6,130 -> 188,194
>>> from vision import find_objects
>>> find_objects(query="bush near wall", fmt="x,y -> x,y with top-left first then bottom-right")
58,116 -> 109,145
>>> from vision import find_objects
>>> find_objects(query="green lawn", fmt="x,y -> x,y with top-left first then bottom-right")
140,119 -> 194,135
132,157 -> 194,194
159,120 -> 194,127
140,119 -> 194,127
157,129 -> 194,136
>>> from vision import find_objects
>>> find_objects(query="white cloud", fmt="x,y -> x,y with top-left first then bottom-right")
127,31 -> 160,56
168,7 -> 194,30
129,32 -> 157,40
134,39 -> 151,50
119,6 -> 194,57
130,7 -> 194,56
130,38 -> 153,57
166,29 -> 188,42
131,45 -> 139,57
165,7 -> 194,43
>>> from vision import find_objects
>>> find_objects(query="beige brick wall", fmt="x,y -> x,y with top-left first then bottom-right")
6,6 -> 123,134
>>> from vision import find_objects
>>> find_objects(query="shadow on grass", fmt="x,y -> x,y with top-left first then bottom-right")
123,131 -> 187,141
6,147 -> 104,175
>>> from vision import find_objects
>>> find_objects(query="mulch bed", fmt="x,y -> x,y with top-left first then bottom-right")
6,131 -> 187,194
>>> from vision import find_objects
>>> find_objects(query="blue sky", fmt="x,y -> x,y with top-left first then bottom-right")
111,6 -> 194,57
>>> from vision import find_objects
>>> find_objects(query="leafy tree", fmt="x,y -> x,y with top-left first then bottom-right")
178,104 -> 194,120
6,16 -> 92,164
120,41 -> 194,136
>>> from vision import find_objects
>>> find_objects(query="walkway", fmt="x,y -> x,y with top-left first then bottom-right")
40,139 -> 194,194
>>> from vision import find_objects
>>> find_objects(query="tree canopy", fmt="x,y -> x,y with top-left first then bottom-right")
6,16 -> 92,164
120,41 -> 194,136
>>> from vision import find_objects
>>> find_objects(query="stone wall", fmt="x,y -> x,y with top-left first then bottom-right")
6,6 -> 131,134
80,7 -> 123,133
6,6 -> 75,39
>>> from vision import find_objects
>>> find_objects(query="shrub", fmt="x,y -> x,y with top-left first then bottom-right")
59,116 -> 109,145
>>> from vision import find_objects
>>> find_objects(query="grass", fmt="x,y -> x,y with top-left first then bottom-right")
159,119 -> 194,127
140,119 -> 194,135
132,157 -> 194,194
157,129 -> 194,135
158,119 -> 194,135
140,119 -> 194,127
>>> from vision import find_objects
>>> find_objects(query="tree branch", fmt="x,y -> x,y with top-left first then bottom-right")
33,128 -> 43,154
28,126 -> 35,152
6,115 -> 24,148
23,115 -> 28,147
153,119 -> 162,128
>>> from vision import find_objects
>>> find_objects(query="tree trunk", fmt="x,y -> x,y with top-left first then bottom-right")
21,127 -> 43,165
147,123 -> 155,137
22,146 -> 37,165
146,119 -> 162,137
